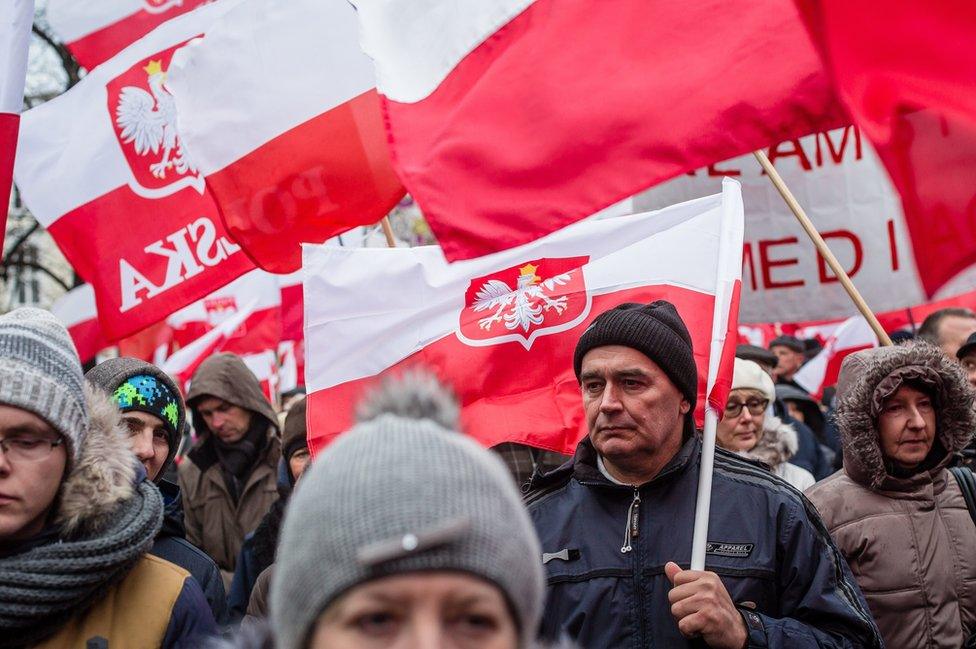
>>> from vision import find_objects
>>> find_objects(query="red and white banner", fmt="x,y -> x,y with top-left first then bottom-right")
166,0 -> 404,273
15,2 -> 254,341
304,180 -> 744,455
794,316 -> 879,399
637,126 -> 942,323
798,1 -> 976,298
278,270 -> 305,387
350,0 -> 843,261
50,284 -> 110,363
46,0 -> 211,70
1,0 -> 33,256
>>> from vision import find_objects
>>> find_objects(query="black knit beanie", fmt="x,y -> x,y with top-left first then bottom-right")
573,301 -> 698,408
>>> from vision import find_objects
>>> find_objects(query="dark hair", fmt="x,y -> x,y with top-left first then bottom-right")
918,308 -> 976,344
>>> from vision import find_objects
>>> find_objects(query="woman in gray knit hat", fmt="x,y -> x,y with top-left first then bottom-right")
269,372 -> 547,649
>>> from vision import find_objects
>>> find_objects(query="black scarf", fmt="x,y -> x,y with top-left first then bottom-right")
0,480 -> 163,648
213,417 -> 269,502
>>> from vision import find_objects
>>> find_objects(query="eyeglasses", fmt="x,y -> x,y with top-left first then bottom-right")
724,398 -> 769,418
0,436 -> 64,462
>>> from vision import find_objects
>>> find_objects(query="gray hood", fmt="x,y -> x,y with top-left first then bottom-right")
833,342 -> 976,490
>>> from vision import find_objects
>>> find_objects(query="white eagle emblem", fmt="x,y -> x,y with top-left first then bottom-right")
472,263 -> 572,332
115,59 -> 196,181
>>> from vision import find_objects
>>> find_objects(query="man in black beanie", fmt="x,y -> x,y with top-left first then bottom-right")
527,301 -> 881,649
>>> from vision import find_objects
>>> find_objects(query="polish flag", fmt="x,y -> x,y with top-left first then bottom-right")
166,269 -> 281,356
162,296 -> 256,390
278,270 -> 305,386
349,0 -> 844,261
14,2 -> 254,341
166,0 -> 405,273
1,0 -> 32,255
794,316 -> 879,399
50,284 -> 110,363
304,179 -> 744,455
241,349 -> 280,407
46,0 -> 210,71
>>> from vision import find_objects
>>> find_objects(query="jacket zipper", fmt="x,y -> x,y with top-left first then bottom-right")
620,486 -> 641,553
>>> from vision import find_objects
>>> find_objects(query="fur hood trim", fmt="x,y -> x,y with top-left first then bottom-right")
738,415 -> 797,470
834,342 -> 976,490
54,384 -> 137,536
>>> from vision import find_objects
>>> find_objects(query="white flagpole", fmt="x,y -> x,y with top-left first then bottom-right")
690,178 -> 744,571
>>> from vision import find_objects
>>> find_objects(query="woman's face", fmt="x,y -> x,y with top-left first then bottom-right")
717,389 -> 767,452
877,384 -> 937,470
309,572 -> 519,649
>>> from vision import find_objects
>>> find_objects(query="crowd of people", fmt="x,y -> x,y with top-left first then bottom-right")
2,302 -> 976,648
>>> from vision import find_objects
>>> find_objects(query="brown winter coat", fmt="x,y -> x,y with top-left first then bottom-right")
806,343 -> 976,649
178,354 -> 280,585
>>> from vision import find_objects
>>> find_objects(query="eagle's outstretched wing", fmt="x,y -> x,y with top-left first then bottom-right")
541,272 -> 572,291
116,86 -> 165,155
472,279 -> 515,311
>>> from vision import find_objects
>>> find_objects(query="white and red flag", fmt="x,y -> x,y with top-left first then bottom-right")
304,179 -> 744,455
1,0 -> 32,255
794,316 -> 879,399
15,2 -> 254,341
349,0 -> 843,261
50,284 -> 110,363
278,270 -> 305,388
46,0 -> 210,71
166,0 -> 404,273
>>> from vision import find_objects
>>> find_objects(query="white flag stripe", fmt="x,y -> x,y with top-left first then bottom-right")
14,0 -> 239,224
51,284 -> 97,328
167,0 -> 375,175
303,184 -> 741,392
165,268 -> 280,327
349,0 -> 533,103
46,1 -> 142,42
794,316 -> 879,394
1,0 -> 33,113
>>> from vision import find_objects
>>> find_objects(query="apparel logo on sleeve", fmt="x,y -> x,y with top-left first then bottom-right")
107,42 -> 206,199
705,542 -> 754,558
457,256 -> 591,350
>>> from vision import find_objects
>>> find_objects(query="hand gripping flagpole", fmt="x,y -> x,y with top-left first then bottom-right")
753,150 -> 892,346
691,179 -> 745,571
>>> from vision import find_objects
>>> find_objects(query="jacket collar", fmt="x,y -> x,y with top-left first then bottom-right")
571,433 -> 701,489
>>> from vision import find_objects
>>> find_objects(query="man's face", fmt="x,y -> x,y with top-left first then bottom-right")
0,405 -> 67,541
195,396 -> 253,444
770,346 -> 804,380
937,316 -> 976,358
580,346 -> 690,475
289,448 -> 311,482
877,385 -> 937,470
121,411 -> 170,481
960,352 -> 976,389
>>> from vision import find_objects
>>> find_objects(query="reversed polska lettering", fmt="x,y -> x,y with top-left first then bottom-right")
119,216 -> 240,313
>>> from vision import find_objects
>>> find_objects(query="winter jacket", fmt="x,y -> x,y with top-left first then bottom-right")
0,385 -> 216,648
526,435 -> 881,649
154,479 -> 229,625
737,415 -> 816,491
776,399 -> 833,479
179,354 -> 281,586
806,343 -> 976,648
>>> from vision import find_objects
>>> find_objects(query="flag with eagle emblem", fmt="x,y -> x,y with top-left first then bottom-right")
14,1 -> 254,341
303,180 -> 744,455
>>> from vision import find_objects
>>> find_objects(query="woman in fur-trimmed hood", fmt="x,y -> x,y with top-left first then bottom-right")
806,342 -> 976,649
0,308 -> 215,648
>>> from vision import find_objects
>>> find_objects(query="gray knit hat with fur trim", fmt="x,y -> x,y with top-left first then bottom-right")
0,308 -> 88,467
270,372 -> 545,649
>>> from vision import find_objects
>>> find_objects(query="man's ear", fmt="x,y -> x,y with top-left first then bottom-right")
679,399 -> 691,416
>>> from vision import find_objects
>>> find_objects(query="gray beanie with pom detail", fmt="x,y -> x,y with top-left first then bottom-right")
270,372 -> 545,649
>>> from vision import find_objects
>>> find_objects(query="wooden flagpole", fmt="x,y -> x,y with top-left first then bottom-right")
380,216 -> 397,248
753,150 -> 893,346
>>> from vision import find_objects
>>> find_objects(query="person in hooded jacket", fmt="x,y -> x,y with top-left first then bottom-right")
806,342 -> 976,648
228,397 -> 311,621
86,356 -> 228,625
179,353 -> 281,588
716,359 -> 815,491
0,308 -> 216,648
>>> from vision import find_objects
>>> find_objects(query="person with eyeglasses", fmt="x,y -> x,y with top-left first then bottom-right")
716,359 -> 815,491
0,308 -> 216,648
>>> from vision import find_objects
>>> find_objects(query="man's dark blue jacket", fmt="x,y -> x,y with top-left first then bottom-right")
526,435 -> 883,648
